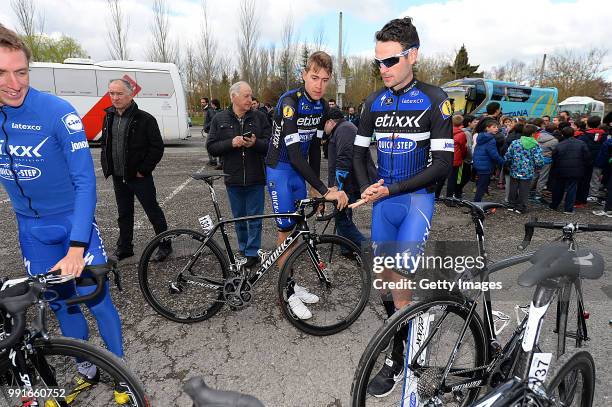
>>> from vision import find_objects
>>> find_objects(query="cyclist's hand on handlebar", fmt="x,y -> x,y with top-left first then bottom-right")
326,189 -> 348,210
51,247 -> 85,278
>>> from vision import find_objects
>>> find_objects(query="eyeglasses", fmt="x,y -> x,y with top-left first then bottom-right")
374,46 -> 418,69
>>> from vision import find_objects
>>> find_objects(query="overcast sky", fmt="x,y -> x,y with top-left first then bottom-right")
1,0 -> 610,78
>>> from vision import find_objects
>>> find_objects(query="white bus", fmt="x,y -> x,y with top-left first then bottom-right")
29,58 -> 190,143
558,96 -> 605,118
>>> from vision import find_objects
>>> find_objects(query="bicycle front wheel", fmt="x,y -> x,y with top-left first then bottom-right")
351,296 -> 488,407
138,228 -> 230,323
0,337 -> 148,406
278,234 -> 370,336
545,349 -> 595,407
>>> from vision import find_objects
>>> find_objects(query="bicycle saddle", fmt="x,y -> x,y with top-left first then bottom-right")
191,172 -> 230,181
518,243 -> 604,287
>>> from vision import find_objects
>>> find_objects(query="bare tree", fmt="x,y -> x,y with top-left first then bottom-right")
487,59 -> 528,84
11,0 -> 45,60
279,13 -> 297,91
414,53 -> 451,86
106,0 -> 130,60
199,0 -> 218,99
182,42 -> 200,108
312,21 -> 326,51
147,0 -> 178,63
237,0 -> 260,85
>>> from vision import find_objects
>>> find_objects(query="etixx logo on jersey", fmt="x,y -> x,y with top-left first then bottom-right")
62,112 -> 84,134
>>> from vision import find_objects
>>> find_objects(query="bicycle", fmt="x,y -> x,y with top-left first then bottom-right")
351,197 -> 611,406
0,264 -> 149,407
138,172 -> 370,336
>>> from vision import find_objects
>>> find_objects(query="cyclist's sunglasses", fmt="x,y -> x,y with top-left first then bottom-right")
374,46 -> 419,69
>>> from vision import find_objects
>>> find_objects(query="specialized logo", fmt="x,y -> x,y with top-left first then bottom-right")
283,105 -> 295,119
374,111 -> 427,128
384,97 -> 394,106
0,163 -> 42,181
0,137 -> 48,158
301,103 -> 311,111
439,99 -> 453,120
409,90 -> 420,97
62,112 -> 84,134
11,122 -> 42,131
296,116 -> 321,127
70,140 -> 89,152
378,135 -> 417,154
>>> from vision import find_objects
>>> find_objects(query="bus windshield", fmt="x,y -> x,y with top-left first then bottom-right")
442,79 -> 487,115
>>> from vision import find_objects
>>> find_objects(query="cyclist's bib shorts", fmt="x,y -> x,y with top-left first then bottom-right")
371,190 -> 435,273
266,162 -> 307,231
16,211 -> 124,357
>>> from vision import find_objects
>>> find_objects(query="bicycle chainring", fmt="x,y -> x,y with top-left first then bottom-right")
222,277 -> 253,309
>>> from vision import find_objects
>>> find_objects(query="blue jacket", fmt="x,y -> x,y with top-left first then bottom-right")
0,87 -> 96,245
473,132 -> 504,174
594,136 -> 612,169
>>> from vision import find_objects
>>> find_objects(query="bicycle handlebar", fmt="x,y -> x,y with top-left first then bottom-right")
184,377 -> 264,407
0,263 -> 115,351
518,217 -> 612,250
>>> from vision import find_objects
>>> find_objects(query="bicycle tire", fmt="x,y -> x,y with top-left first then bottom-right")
351,295 -> 488,407
277,234 -> 370,336
0,337 -> 149,406
556,279 -> 584,357
138,228 -> 230,323
545,349 -> 595,407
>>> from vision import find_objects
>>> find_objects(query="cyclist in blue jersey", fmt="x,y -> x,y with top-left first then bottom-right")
352,18 -> 454,397
266,51 -> 348,320
0,26 -> 129,404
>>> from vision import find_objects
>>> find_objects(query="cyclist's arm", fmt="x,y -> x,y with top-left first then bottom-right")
282,98 -> 327,195
55,108 -> 96,246
353,96 -> 376,193
386,95 -> 453,195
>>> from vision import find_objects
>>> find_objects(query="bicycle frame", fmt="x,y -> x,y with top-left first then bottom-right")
177,180 -> 333,293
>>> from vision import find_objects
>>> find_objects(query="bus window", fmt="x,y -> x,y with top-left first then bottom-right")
96,70 -> 137,96
54,68 -> 97,96
135,72 -> 175,98
29,67 -> 54,94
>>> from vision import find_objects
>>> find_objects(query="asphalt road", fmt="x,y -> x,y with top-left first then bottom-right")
0,127 -> 610,406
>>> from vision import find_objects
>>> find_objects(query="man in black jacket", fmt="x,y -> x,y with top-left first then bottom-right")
101,78 -> 170,261
207,81 -> 271,267
325,108 -> 375,250
549,127 -> 591,214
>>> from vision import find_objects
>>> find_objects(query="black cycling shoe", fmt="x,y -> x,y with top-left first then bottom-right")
367,355 -> 405,397
113,249 -> 134,261
244,256 -> 259,268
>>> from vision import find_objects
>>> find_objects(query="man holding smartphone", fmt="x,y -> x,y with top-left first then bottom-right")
207,81 -> 271,268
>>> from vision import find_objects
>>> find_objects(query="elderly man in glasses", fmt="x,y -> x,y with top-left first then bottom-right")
352,17 -> 453,398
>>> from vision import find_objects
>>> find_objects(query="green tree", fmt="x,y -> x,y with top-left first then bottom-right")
24,34 -> 88,62
442,45 -> 481,83
300,43 -> 310,71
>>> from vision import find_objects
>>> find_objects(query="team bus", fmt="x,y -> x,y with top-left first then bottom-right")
28,58 -> 190,143
442,78 -> 558,119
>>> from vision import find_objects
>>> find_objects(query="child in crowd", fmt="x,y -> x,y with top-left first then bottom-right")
473,119 -> 505,202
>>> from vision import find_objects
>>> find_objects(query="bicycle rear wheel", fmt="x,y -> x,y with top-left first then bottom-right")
545,349 -> 595,407
138,228 -> 230,323
0,337 -> 148,406
278,234 -> 370,336
351,296 -> 488,407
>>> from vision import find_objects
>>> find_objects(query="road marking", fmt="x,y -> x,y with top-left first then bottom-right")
159,165 -> 206,208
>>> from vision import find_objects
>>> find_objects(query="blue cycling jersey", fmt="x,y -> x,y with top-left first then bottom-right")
353,79 -> 453,195
0,87 -> 96,245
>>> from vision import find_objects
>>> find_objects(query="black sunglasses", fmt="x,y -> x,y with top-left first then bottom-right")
374,46 -> 418,69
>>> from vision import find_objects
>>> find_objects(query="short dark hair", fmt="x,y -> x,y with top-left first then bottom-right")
558,121 -> 571,131
587,115 -> 601,129
532,118 -> 544,127
483,119 -> 498,130
577,121 -> 587,131
513,123 -> 524,134
306,51 -> 333,74
523,124 -> 538,137
252,97 -> 259,103
210,99 -> 220,109
486,102 -> 501,115
560,110 -> 571,117
328,98 -> 336,103
201,97 -> 209,103
545,124 -> 557,133
561,126 -> 574,139
375,17 -> 420,51
462,115 -> 476,128
542,115 -> 550,120
0,24 -> 31,62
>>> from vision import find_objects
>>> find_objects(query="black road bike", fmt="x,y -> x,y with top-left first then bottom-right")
0,265 -> 149,407
138,172 -> 371,336
351,198 -> 611,406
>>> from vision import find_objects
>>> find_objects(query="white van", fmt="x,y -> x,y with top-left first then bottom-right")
29,58 -> 190,143
558,96 -> 605,118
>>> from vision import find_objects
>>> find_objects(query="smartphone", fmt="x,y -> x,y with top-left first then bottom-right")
242,131 -> 252,140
